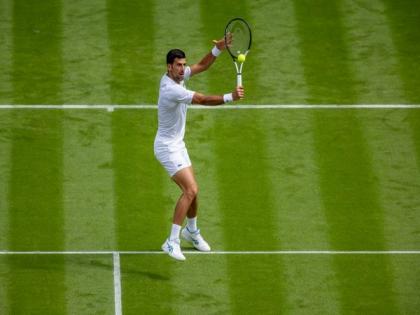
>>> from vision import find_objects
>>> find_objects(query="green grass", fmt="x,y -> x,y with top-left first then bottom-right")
112,110 -> 166,250
9,111 -> 64,251
1,0 -> 420,314
12,0 -> 63,104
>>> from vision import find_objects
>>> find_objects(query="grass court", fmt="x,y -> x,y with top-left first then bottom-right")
0,0 -> 420,314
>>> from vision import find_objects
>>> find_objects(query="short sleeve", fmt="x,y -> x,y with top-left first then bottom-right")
168,84 -> 194,105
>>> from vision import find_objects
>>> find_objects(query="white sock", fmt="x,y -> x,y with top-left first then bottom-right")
170,224 -> 182,240
187,217 -> 197,232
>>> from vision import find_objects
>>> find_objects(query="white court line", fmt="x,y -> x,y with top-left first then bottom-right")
0,250 -> 419,255
0,104 -> 420,110
113,252 -> 123,315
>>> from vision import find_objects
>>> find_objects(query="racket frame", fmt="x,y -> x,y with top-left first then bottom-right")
224,17 -> 252,87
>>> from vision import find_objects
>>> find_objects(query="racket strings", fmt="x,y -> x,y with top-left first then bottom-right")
225,19 -> 251,58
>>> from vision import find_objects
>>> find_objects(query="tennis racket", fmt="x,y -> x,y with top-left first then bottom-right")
224,17 -> 252,87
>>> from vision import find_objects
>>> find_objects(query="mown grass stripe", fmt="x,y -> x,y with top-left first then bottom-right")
202,9 -> 285,311
382,1 -> 420,104
8,0 -> 66,313
0,4 -> 12,309
248,0 -> 309,104
409,111 -> 420,171
8,114 -> 67,310
0,114 -> 12,313
294,1 -> 398,313
62,2 -> 116,313
0,125 -> 11,313
107,4 -> 171,312
186,113 -> 233,313
313,85 -> 399,314
62,0 -> 111,104
360,109 -> 420,314
0,0 -> 12,102
213,109 -> 286,313
341,2 -> 419,313
294,1 -> 356,104
383,0 -> 420,172
12,0 -> 63,104
63,254 -> 115,315
189,119 -> 238,311
339,0 -> 420,248
0,258 -> 10,314
63,111 -> 116,250
341,0 -> 404,104
110,94 -> 168,315
261,109 -> 341,314
62,0 -> 115,251
108,0 -> 164,250
250,1 -> 340,312
360,110 -> 420,250
111,111 -> 168,310
107,2 -> 172,312
107,0 -> 157,104
111,110 -> 165,251
0,0 -> 13,247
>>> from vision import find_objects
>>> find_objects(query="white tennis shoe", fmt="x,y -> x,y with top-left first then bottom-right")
162,238 -> 185,261
181,227 -> 211,252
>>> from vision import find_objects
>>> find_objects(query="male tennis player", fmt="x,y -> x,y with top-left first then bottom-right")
155,37 -> 244,261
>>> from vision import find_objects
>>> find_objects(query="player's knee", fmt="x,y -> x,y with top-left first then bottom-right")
184,184 -> 199,200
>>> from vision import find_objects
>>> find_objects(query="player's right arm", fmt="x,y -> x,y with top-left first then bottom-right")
189,37 -> 231,76
191,86 -> 244,106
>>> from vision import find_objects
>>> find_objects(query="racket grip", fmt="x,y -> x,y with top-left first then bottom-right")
237,73 -> 242,87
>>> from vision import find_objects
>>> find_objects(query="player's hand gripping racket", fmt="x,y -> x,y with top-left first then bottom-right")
224,18 -> 252,87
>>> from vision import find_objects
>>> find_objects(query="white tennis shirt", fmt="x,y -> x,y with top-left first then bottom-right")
154,66 -> 194,152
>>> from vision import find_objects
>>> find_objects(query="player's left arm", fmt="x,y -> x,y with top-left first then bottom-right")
189,37 -> 230,76
191,86 -> 244,106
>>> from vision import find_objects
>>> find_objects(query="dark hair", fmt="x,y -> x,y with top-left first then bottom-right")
166,49 -> 186,64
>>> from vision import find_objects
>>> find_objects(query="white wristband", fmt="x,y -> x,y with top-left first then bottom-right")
211,46 -> 221,57
223,93 -> 233,103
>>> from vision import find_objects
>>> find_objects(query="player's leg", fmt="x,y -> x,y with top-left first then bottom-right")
174,169 -> 200,233
160,149 -> 209,259
159,148 -> 196,261
171,166 -> 199,225
187,194 -> 197,219
161,167 -> 197,261
186,196 -> 198,231
172,168 -> 211,252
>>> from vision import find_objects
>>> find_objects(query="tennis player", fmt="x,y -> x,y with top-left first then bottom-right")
155,37 -> 244,261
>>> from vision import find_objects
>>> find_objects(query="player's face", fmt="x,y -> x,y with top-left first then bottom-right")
167,58 -> 187,83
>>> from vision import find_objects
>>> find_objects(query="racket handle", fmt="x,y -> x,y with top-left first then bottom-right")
237,73 -> 242,87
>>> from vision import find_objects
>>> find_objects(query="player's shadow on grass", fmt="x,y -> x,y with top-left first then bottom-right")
65,256 -> 170,281
124,269 -> 169,281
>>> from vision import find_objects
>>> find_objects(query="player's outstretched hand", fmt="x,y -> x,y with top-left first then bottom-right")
232,86 -> 244,101
212,34 -> 231,51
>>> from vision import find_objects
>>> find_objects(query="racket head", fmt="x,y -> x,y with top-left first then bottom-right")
224,17 -> 252,60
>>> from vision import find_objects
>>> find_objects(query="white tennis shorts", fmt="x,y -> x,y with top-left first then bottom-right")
154,146 -> 192,177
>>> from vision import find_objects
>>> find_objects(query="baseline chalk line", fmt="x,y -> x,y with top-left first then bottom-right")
0,104 -> 420,110
1,250 -> 419,255
113,252 -> 122,315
